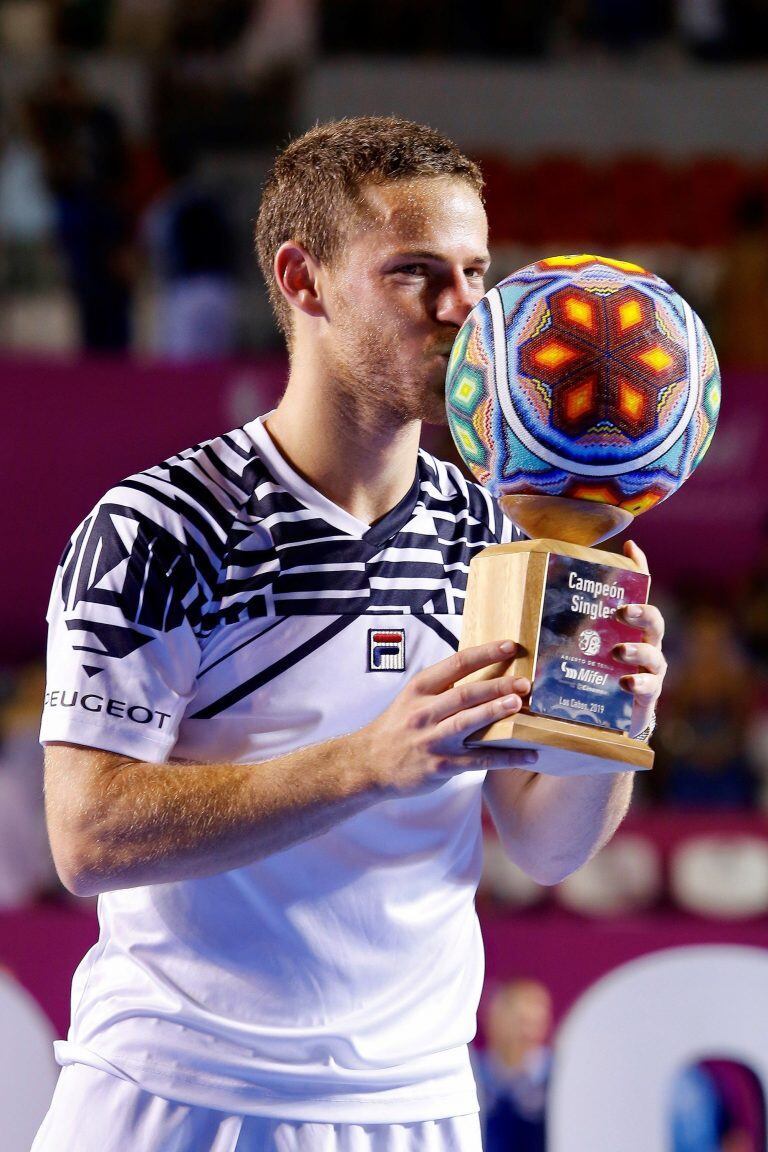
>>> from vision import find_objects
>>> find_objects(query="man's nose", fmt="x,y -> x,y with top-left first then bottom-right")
434,274 -> 478,327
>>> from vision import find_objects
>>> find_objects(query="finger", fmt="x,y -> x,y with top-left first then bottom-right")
429,674 -> 532,724
434,689 -> 526,744
434,747 -> 540,775
619,602 -> 665,645
612,642 -> 667,678
415,639 -> 518,695
619,671 -> 662,703
623,538 -> 649,575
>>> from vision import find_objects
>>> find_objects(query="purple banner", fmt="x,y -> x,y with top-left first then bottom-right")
4,355 -> 286,662
4,359 -> 766,661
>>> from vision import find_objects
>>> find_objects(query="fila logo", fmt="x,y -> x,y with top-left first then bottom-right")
368,629 -> 406,672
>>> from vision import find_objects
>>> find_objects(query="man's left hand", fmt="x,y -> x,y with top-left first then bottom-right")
613,539 -> 667,740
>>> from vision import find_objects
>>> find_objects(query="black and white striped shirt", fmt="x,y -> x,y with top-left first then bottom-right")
40,413 -> 515,1121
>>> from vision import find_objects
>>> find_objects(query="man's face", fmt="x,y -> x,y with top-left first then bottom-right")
319,176 -> 490,424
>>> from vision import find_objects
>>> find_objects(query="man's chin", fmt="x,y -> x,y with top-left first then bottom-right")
420,400 -> 448,425
423,372 -> 451,422
399,369 -> 443,422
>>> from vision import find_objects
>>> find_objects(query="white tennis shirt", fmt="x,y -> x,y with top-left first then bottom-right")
40,415 -> 513,1122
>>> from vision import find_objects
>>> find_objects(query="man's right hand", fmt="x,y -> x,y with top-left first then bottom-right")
357,639 -> 537,795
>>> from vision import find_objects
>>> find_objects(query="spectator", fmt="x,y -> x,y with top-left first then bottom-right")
676,0 -> 730,60
233,0 -> 317,81
53,0 -> 114,49
167,0 -> 253,52
476,980 -> 553,1152
142,138 -> 238,358
0,103 -> 56,293
27,70 -> 135,352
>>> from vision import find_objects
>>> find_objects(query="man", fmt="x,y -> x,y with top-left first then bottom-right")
34,117 -> 666,1151
477,980 -> 553,1152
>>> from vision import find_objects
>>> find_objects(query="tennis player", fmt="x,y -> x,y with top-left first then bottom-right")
34,116 -> 666,1152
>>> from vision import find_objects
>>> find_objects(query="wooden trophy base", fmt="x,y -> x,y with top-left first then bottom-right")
464,710 -> 653,776
460,538 -> 654,776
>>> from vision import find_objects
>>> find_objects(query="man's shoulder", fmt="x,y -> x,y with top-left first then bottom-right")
54,423 -> 278,622
56,424 -> 277,599
94,423 -> 272,540
140,423 -> 268,506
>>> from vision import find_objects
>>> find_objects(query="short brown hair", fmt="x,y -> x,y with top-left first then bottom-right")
255,116 -> 483,338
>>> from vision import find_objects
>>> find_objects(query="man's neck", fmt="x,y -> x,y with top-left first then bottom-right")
264,377 -> 422,527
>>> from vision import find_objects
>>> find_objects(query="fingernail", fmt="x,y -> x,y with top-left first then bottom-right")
622,644 -> 637,659
502,694 -> 521,709
523,750 -> 538,764
621,675 -> 636,691
499,640 -> 516,653
624,605 -> 642,619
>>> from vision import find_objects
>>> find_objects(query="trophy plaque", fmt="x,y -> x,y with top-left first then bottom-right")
445,255 -> 721,776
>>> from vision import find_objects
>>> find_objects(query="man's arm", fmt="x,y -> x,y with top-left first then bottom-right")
45,639 -> 537,896
483,541 -> 667,885
482,765 -> 635,886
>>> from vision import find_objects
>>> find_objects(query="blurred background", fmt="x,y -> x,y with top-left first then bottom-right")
2,1 -> 768,1149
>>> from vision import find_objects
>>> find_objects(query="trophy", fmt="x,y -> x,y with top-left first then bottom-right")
445,255 -> 721,775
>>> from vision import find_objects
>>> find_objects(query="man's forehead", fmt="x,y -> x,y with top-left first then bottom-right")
353,176 -> 487,250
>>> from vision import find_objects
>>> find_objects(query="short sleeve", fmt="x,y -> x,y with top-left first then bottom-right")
40,489 -> 207,763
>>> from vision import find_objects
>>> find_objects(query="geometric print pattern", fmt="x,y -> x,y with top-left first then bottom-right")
56,424 -> 513,668
446,254 -> 721,517
520,283 -> 686,441
212,451 -> 509,622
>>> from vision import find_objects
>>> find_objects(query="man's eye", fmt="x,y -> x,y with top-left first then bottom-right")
467,269 -> 486,280
397,264 -> 428,276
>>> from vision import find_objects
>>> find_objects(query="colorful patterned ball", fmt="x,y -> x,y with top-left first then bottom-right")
445,254 -> 721,517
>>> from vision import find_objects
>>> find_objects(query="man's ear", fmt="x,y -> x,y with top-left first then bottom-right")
273,242 -> 326,321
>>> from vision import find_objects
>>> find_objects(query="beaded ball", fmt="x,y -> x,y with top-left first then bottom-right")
445,255 -> 720,516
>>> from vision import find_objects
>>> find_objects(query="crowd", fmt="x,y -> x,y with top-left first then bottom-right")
3,3 -> 768,356
2,1 -> 768,61
5,77 -> 768,358
0,66 -> 256,355
647,518 -> 768,808
1,2 -> 765,889
319,0 -> 768,61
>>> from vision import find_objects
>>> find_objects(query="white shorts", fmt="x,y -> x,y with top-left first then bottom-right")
31,1064 -> 482,1152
